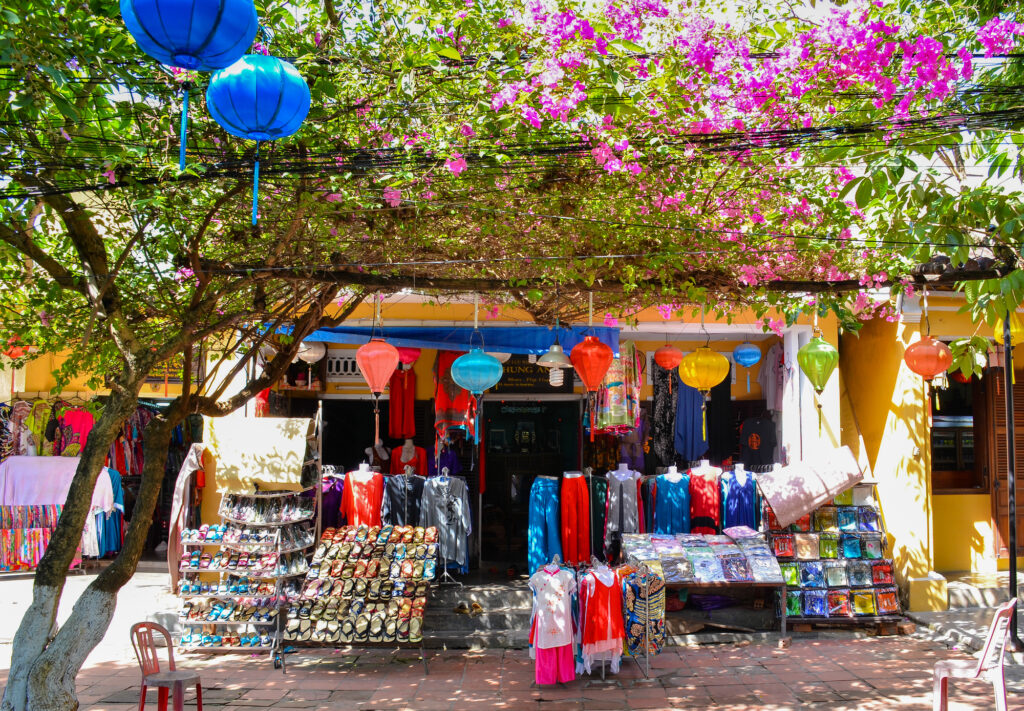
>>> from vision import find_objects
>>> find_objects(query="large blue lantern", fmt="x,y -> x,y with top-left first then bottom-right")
732,342 -> 762,393
450,349 -> 503,443
120,0 -> 258,169
207,55 -> 311,224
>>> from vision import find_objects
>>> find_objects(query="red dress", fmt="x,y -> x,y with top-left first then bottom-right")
388,369 -> 416,439
341,470 -> 384,526
578,569 -> 625,673
390,446 -> 428,476
689,469 -> 721,534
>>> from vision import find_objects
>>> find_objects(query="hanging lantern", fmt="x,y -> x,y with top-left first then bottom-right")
207,55 -> 311,224
994,313 -> 1024,346
571,336 -> 614,442
678,346 -> 730,439
296,342 -> 327,364
397,347 -> 421,366
654,344 -> 683,393
356,339 -> 400,443
904,337 -> 952,381
798,335 -> 839,431
451,349 -> 503,444
733,342 -> 761,393
485,352 -> 513,363
120,0 -> 257,170
537,343 -> 573,370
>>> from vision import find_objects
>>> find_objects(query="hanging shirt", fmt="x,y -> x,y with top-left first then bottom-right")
653,473 -> 690,534
55,408 -> 95,457
381,473 -> 425,526
341,470 -> 385,527
603,471 -> 640,555
674,382 -> 708,463
739,416 -> 777,466
622,568 -> 666,656
720,469 -> 758,530
528,565 -> 577,649
390,445 -> 428,476
651,363 -> 678,468
388,368 -> 417,440
758,343 -> 785,412
420,475 -> 472,567
689,468 -> 721,535
434,351 -> 472,441
428,445 -> 462,478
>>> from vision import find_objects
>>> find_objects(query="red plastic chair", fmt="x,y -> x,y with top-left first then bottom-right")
130,622 -> 203,711
932,598 -> 1017,711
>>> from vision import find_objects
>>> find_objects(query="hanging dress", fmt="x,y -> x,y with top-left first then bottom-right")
578,568 -> 625,674
341,470 -> 385,527
689,468 -> 722,535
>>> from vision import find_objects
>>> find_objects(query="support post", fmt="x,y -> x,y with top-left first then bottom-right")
1002,318 -> 1023,651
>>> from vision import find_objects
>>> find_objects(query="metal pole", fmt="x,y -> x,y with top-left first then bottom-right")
1002,318 -> 1023,650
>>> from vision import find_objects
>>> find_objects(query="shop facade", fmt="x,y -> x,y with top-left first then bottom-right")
6,292 -> 1020,615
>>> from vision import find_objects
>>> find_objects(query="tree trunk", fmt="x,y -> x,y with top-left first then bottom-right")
0,383 -> 142,711
19,406 -> 183,711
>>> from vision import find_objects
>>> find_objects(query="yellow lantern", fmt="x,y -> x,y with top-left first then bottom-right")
994,313 -> 1024,347
678,346 -> 730,439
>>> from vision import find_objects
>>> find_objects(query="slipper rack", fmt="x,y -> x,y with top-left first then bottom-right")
175,409 -> 323,671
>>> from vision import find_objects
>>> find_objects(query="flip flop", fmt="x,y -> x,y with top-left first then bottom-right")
423,560 -> 436,580
327,619 -> 340,642
311,542 -> 329,564
401,528 -> 414,544
366,559 -> 380,578
354,614 -> 370,642
397,619 -> 410,642
198,552 -> 211,569
401,560 -> 414,578
470,602 -> 483,617
394,543 -> 407,561
378,525 -> 393,544
409,617 -> 423,643
354,525 -> 369,543
349,599 -> 365,616
330,560 -> 346,578
341,618 -> 355,641
368,615 -> 384,642
415,582 -> 428,597
342,579 -> 354,597
424,527 -> 438,543
383,618 -> 398,642
353,579 -> 368,597
412,562 -> 424,580
413,527 -> 425,544
389,562 -> 402,579
368,580 -> 381,601
380,581 -> 393,600
354,560 -> 367,579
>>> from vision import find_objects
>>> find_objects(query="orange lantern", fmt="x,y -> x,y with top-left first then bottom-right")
904,337 -> 952,381
570,336 -> 614,441
654,344 -> 684,393
356,339 -> 400,443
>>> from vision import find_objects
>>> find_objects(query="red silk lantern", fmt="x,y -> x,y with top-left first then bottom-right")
570,336 -> 614,442
397,347 -> 421,366
904,337 -> 952,381
654,344 -> 684,393
356,339 -> 400,443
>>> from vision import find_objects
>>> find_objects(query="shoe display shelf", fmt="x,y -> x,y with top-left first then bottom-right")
176,491 -> 317,664
765,480 -> 903,626
280,523 -> 438,674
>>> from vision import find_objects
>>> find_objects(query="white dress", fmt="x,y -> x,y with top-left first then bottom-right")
528,565 -> 576,657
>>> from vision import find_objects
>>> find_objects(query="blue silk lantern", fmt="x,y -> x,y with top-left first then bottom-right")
207,55 -> 311,224
733,342 -> 762,393
450,349 -> 503,443
120,0 -> 258,169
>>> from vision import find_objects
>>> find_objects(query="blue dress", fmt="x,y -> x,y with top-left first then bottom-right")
673,382 -> 708,462
97,468 -> 124,556
720,469 -> 758,530
653,474 -> 690,534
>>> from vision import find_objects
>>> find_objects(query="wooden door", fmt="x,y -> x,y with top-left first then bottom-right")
985,368 -> 1024,557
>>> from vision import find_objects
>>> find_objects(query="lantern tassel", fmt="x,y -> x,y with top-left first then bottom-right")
816,398 -> 822,435
701,400 -> 707,442
252,141 -> 260,225
589,393 -> 595,443
373,396 -> 380,445
179,84 -> 189,171
746,369 -> 750,393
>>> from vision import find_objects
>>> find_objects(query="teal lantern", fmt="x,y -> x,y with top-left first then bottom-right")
451,349 -> 503,443
798,335 -> 839,431
733,342 -> 761,393
207,55 -> 311,224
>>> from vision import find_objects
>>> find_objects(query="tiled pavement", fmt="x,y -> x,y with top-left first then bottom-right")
10,636 -> 1022,711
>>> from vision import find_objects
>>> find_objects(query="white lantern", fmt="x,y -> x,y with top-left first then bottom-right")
296,341 -> 327,364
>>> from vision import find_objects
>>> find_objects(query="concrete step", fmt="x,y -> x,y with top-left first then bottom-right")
948,581 -> 1015,609
908,608 -> 1024,666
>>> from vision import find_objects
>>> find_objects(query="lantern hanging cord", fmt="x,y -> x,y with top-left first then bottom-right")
922,286 -> 930,337
179,83 -> 190,172
251,141 -> 260,225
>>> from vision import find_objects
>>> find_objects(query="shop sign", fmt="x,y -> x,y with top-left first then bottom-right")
491,355 -> 574,393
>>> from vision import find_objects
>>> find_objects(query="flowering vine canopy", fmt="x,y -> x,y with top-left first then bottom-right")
3,0 -> 1024,334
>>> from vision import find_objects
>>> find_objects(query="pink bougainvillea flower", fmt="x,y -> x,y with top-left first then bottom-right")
446,152 -> 468,176
383,187 -> 402,207
603,313 -> 619,327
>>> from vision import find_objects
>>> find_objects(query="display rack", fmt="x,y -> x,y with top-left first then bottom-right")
766,480 -> 902,625
280,523 -> 436,674
176,407 -> 323,671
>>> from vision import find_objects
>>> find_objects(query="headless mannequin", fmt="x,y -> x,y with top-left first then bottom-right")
365,439 -> 389,471
610,462 -> 633,480
733,462 -> 748,485
663,465 -> 683,483
401,438 -> 416,462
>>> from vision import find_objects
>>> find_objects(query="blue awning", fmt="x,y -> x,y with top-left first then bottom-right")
290,325 -> 620,356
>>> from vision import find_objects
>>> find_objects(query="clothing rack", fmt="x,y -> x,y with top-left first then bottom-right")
434,468 -> 463,587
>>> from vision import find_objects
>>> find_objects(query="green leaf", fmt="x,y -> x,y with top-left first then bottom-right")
436,47 -> 461,61
855,178 -> 873,209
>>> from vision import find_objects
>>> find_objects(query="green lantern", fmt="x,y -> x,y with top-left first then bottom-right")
798,334 -> 838,431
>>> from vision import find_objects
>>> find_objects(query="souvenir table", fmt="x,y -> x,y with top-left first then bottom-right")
620,531 -> 790,635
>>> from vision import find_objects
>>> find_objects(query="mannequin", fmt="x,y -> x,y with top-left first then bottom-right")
610,462 -> 634,480
653,464 -> 689,534
390,438 -> 428,476
689,459 -> 723,535
663,465 -> 683,483
365,439 -> 389,472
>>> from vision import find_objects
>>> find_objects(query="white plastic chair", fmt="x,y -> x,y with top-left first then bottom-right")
932,598 -> 1017,711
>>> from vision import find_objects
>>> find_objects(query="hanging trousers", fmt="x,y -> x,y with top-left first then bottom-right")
559,476 -> 591,566
528,477 -> 562,574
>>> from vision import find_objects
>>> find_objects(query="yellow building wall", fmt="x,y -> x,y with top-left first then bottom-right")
933,494 -> 996,574
841,318 -> 946,611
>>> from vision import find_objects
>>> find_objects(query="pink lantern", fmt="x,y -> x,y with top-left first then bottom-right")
356,339 -> 400,442
397,347 -> 421,366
